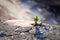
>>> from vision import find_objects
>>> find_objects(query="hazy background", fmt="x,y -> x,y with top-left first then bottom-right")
0,0 -> 59,24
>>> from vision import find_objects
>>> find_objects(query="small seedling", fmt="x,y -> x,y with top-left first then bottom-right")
33,15 -> 39,25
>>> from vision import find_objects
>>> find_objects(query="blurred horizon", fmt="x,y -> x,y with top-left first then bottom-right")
0,0 -> 59,24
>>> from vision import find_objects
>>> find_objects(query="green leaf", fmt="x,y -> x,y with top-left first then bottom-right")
33,15 -> 39,24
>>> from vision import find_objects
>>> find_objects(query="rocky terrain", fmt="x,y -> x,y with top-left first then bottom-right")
0,20 -> 60,40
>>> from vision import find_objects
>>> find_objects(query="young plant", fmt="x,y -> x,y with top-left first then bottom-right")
33,15 -> 39,25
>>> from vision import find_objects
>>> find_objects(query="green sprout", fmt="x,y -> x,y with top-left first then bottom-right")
33,15 -> 39,25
